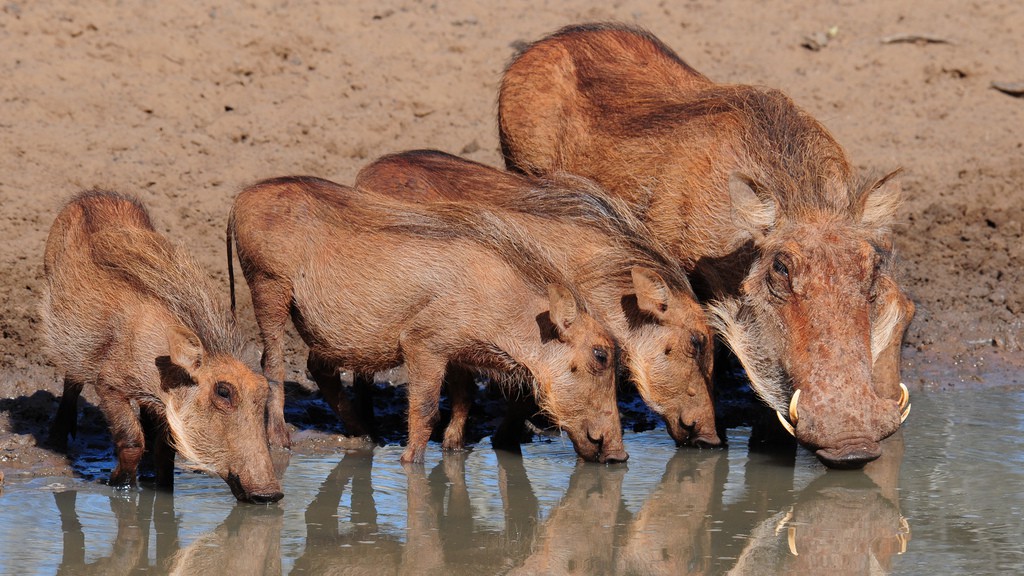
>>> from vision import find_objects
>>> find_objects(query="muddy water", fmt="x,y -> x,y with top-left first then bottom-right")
1,389 -> 1022,575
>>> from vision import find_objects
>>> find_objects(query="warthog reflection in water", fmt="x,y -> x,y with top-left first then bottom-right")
52,488 -> 283,575
48,434 -> 909,575
726,432 -> 910,575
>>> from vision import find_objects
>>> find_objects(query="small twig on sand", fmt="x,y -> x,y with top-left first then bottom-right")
880,33 -> 952,45
991,81 -> 1024,97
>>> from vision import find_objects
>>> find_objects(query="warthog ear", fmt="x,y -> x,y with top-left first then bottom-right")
729,172 -> 776,242
631,266 -> 671,320
547,284 -> 578,336
859,169 -> 902,229
166,325 -> 204,378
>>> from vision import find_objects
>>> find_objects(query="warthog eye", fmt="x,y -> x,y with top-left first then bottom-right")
690,333 -> 707,358
214,381 -> 233,404
868,255 -> 883,302
592,346 -> 610,368
768,255 -> 793,298
772,256 -> 789,278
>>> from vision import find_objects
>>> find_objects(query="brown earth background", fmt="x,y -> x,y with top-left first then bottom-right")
1,1 -> 1022,476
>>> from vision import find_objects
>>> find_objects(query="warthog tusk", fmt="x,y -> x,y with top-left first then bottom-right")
898,382 -> 911,423
787,526 -> 799,556
776,410 -> 796,437
789,389 -> 801,424
775,389 -> 800,437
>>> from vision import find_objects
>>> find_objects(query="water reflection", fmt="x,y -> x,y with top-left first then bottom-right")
52,486 -> 282,575
54,488 -> 178,574
8,390 -> 1023,573
293,449 -> 539,575
726,433 -> 910,575
617,451 -> 727,575
39,436 -> 915,576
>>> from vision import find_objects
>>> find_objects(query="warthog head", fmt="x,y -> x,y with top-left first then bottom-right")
626,267 -> 719,448
537,285 -> 628,464
158,326 -> 283,502
711,172 -> 910,469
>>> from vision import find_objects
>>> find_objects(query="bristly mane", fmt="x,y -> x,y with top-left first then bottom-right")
361,150 -> 696,300
624,85 -> 858,217
535,24 -> 879,220
83,191 -> 246,357
248,176 -> 592,311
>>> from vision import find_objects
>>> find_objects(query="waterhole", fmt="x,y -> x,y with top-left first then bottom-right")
0,389 -> 1021,574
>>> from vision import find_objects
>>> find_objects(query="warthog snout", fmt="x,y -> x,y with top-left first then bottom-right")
814,442 -> 882,469
226,472 -> 284,504
576,417 -> 628,464
776,386 -> 902,469
668,417 -> 722,449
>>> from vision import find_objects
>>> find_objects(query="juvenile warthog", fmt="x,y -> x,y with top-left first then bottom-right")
498,23 -> 913,468
228,176 -> 626,463
41,190 -> 282,502
355,150 -> 718,448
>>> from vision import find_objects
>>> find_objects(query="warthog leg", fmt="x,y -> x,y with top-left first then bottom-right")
442,365 -> 475,452
250,275 -> 293,448
96,376 -> 145,487
49,377 -> 85,451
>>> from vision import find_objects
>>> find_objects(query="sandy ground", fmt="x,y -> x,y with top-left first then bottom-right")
1,1 -> 1022,480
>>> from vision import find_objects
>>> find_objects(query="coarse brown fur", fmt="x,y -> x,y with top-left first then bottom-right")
498,23 -> 914,468
355,149 -> 719,448
228,176 -> 626,463
41,190 -> 281,502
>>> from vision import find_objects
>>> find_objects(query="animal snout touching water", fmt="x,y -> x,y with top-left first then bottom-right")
41,190 -> 281,503
228,176 -> 626,463
354,149 -> 719,450
498,23 -> 914,467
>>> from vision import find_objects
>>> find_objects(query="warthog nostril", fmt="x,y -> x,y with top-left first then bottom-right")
588,428 -> 629,463
227,472 -> 283,503
678,419 -> 722,448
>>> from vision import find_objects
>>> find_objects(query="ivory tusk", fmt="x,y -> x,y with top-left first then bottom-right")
900,402 -> 911,424
776,409 -> 796,437
898,382 -> 910,411
789,389 -> 801,425
787,526 -> 799,556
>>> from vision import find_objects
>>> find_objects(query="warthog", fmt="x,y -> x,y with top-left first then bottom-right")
498,23 -> 913,468
41,190 -> 282,502
228,176 -> 626,463
354,149 -> 718,448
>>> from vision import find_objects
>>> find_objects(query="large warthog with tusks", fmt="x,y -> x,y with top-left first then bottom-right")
42,190 -> 282,502
228,176 -> 627,463
354,149 -> 719,448
498,23 -> 913,468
